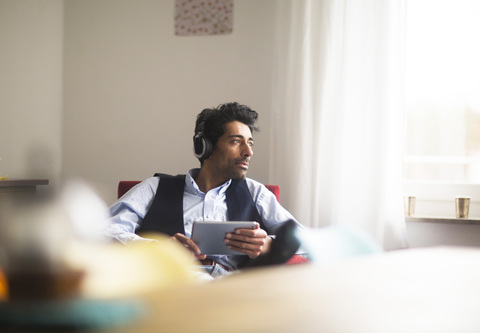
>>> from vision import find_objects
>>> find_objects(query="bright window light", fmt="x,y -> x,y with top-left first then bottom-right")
404,0 -> 480,183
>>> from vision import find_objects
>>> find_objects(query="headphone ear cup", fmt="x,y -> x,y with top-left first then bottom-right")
193,135 -> 203,159
193,135 -> 213,160
202,137 -> 213,159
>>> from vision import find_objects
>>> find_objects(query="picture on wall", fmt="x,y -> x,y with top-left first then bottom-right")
175,0 -> 233,36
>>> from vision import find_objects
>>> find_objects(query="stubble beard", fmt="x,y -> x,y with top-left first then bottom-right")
227,167 -> 248,180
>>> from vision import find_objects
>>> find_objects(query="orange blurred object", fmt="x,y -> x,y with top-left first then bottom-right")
0,268 -> 8,301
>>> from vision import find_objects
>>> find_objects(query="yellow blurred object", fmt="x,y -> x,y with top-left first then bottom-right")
75,233 -> 200,299
0,267 -> 8,301
0,175 -> 8,180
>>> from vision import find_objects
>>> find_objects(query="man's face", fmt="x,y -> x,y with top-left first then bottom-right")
205,121 -> 254,181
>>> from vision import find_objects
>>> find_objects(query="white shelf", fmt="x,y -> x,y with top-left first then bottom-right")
406,216 -> 480,225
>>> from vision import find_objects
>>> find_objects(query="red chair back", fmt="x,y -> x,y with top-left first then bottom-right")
118,181 -> 141,199
264,185 -> 280,202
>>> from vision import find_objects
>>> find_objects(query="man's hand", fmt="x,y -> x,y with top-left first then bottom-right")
224,222 -> 272,259
169,233 -> 207,260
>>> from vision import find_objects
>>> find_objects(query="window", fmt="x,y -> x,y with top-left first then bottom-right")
404,0 -> 480,184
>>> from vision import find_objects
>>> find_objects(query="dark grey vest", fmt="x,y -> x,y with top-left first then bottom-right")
136,174 -> 266,236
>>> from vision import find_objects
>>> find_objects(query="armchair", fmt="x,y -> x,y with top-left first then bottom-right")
117,180 -> 308,264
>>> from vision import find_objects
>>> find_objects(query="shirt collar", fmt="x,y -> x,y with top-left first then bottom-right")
186,168 -> 232,196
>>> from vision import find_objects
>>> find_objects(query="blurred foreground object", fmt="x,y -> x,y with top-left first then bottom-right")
77,234 -> 199,299
128,247 -> 480,333
0,180 -> 198,301
0,180 -> 198,330
299,225 -> 382,264
0,269 -> 7,301
0,194 -> 82,300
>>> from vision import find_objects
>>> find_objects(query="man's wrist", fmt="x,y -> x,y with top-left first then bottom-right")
262,235 -> 274,254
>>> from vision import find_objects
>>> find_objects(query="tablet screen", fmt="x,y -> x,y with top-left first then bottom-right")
191,221 -> 257,255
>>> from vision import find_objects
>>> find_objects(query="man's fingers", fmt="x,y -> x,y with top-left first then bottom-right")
225,238 -> 265,249
224,226 -> 269,259
232,226 -> 265,236
225,237 -> 265,257
226,243 -> 262,258
170,233 -> 202,255
226,234 -> 265,245
226,228 -> 267,242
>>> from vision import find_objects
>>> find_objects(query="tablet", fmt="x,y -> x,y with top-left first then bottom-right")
191,221 -> 258,255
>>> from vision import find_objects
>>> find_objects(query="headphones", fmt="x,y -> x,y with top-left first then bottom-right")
193,121 -> 213,160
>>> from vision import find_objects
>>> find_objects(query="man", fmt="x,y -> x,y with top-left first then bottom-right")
104,102 -> 303,277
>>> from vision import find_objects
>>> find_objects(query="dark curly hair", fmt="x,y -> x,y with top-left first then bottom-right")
194,102 -> 259,160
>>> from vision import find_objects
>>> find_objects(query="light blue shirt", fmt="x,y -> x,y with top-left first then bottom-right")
104,169 -> 301,270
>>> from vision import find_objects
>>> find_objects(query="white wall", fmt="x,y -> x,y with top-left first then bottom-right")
0,0 -> 63,186
407,222 -> 480,248
62,0 -> 277,205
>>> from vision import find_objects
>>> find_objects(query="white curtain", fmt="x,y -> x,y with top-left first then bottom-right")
270,0 -> 408,250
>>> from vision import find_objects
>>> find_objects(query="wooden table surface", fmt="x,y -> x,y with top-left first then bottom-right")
108,246 -> 480,333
